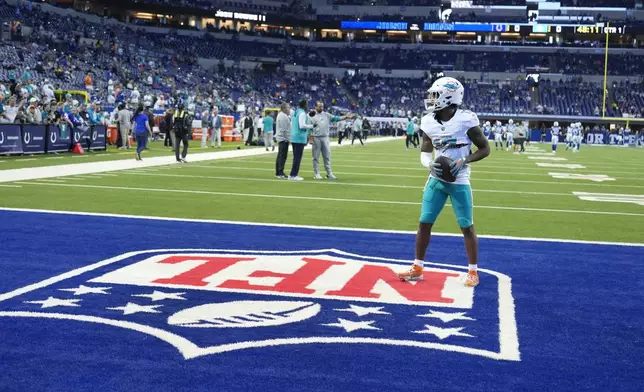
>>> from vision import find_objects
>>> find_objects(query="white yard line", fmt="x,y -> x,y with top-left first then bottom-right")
181,165 -> 644,188
1,206 -> 643,246
121,172 -> 576,196
230,155 -> 644,171
0,184 -> 21,188
0,138 -> 394,183
198,159 -> 644,180
31,179 -> 67,183
16,182 -> 644,217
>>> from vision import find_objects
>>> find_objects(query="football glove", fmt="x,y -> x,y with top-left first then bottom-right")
449,158 -> 466,177
430,160 -> 443,177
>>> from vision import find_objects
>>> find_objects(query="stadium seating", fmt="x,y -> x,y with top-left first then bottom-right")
1,0 -> 643,120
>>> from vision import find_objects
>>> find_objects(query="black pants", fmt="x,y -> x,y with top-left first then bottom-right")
116,125 -> 123,148
519,138 -> 525,152
245,128 -> 253,145
338,131 -> 345,145
164,129 -> 172,147
362,130 -> 369,140
406,134 -> 418,148
289,142 -> 306,177
352,131 -> 364,145
275,141 -> 289,176
413,132 -> 420,146
175,132 -> 189,161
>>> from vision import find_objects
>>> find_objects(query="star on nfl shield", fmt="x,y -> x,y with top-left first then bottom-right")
0,249 -> 520,361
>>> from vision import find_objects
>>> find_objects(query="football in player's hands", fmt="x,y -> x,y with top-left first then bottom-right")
309,110 -> 316,117
433,156 -> 456,183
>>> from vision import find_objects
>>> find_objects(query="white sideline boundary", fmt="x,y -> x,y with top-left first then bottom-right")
0,137 -> 395,183
0,207 -> 642,247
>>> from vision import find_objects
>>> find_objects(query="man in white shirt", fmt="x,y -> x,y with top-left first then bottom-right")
143,93 -> 153,108
153,95 -> 166,111
130,87 -> 140,105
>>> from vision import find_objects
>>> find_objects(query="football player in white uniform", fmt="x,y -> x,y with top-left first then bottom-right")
624,126 -> 632,147
493,120 -> 503,150
550,121 -> 561,154
573,122 -> 583,152
506,119 -> 515,151
482,121 -> 492,138
397,77 -> 490,288
565,123 -> 574,150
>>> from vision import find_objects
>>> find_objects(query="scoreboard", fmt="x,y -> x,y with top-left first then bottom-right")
340,20 -> 627,35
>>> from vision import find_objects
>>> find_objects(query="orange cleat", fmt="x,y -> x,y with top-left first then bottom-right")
464,271 -> 479,287
397,264 -> 424,282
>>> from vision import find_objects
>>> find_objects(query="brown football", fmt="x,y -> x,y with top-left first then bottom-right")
435,156 -> 456,183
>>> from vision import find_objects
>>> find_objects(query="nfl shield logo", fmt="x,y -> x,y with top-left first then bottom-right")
0,249 -> 520,361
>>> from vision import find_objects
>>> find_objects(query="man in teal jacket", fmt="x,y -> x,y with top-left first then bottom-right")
289,99 -> 314,181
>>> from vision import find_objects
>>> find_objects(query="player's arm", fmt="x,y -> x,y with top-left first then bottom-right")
465,126 -> 491,164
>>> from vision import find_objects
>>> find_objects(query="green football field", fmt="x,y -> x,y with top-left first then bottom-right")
1,138 -> 643,243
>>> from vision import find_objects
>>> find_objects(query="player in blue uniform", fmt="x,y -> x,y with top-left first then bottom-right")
397,77 -> 491,288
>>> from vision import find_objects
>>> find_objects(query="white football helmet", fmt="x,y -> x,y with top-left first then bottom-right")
485,121 -> 491,126
554,121 -> 559,127
508,119 -> 514,125
424,77 -> 464,112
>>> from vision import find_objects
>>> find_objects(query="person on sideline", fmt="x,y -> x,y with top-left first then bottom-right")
309,101 -> 354,180
117,103 -> 132,149
275,102 -> 291,178
263,112 -> 275,151
201,106 -> 212,148
131,105 -> 151,161
210,106 -> 222,148
173,104 -> 190,163
289,99 -> 314,181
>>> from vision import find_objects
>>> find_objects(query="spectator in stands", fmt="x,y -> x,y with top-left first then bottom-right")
84,72 -> 93,91
289,99 -> 314,181
79,104 -> 91,125
130,87 -> 140,106
1,96 -> 24,123
275,102 -> 291,179
154,94 -> 166,111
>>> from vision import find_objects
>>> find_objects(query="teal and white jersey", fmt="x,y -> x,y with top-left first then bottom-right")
420,109 -> 479,185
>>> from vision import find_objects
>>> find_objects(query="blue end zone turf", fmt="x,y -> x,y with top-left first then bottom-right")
0,210 -> 643,392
